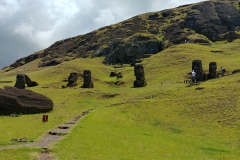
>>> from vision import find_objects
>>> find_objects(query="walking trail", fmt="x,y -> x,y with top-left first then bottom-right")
0,108 -> 94,160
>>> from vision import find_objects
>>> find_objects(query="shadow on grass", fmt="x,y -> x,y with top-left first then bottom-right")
200,147 -> 229,153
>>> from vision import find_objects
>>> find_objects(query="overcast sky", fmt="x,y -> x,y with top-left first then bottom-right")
0,0 -> 205,69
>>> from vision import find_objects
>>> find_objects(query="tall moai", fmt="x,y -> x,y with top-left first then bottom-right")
133,63 -> 147,87
208,62 -> 217,79
192,59 -> 206,81
82,70 -> 94,88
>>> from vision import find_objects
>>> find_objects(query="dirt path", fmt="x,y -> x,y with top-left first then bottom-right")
0,108 -> 94,160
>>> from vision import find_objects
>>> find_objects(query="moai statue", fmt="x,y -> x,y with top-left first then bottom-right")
66,72 -> 78,87
133,63 -> 147,87
208,62 -> 217,79
25,75 -> 38,87
14,74 -> 25,89
82,70 -> 94,88
192,59 -> 206,81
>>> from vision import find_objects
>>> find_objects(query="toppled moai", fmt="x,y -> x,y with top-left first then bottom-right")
208,62 -> 217,79
66,72 -> 78,87
133,63 -> 147,87
14,74 -> 38,89
110,71 -> 123,78
192,59 -> 206,81
82,70 -> 94,88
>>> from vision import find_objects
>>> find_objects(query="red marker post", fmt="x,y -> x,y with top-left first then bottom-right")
42,115 -> 48,123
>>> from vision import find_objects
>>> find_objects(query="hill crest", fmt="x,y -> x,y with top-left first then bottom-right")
4,0 -> 240,71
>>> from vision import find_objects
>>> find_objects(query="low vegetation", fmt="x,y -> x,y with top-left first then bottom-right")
0,40 -> 240,159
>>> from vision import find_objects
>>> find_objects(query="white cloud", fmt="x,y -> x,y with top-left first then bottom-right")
0,0 -> 206,69
93,9 -> 115,26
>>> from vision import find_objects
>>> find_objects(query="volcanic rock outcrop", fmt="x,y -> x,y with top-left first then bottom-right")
7,0 -> 240,69
0,86 -> 53,115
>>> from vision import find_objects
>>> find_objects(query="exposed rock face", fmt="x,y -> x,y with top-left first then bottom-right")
66,72 -> 78,87
208,62 -> 217,79
14,74 -> 38,89
7,0 -> 240,69
134,64 -> 147,87
0,86 -> 53,115
82,70 -> 94,88
192,59 -> 206,81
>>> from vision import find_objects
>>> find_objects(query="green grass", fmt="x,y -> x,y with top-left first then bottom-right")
1,40 -> 240,159
0,148 -> 40,160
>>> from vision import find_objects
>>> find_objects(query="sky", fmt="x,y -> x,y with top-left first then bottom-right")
0,0 -> 205,69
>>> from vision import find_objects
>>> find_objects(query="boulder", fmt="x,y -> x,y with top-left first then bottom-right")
0,86 -> 53,115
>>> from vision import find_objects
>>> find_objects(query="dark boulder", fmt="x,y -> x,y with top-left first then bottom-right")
0,86 -> 53,115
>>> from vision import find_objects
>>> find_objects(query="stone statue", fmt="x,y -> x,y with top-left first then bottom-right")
14,74 -> 25,89
14,74 -> 38,89
133,63 -> 147,87
82,70 -> 94,88
208,62 -> 217,79
24,75 -> 38,87
66,72 -> 78,87
191,59 -> 206,81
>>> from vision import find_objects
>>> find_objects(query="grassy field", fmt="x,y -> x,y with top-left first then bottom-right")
0,40 -> 240,159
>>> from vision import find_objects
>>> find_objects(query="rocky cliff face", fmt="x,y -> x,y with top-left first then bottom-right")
8,0 -> 240,69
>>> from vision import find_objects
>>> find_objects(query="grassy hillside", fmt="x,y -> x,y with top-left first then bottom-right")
0,40 -> 240,159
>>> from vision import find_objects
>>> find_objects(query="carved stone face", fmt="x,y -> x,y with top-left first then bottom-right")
209,62 -> 217,73
134,64 -> 145,80
192,60 -> 202,73
14,74 -> 26,89
83,70 -> 91,81
68,72 -> 78,82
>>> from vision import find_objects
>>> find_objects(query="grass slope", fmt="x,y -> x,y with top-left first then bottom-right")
0,40 -> 240,159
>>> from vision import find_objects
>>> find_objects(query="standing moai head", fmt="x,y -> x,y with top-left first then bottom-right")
191,59 -> 207,81
209,62 -> 217,73
82,70 -> 94,88
208,62 -> 217,79
134,64 -> 147,87
67,72 -> 78,87
14,74 -> 25,89
192,59 -> 202,73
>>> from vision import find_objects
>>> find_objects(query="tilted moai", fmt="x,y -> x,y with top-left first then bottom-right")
14,74 -> 26,89
82,70 -> 94,88
133,63 -> 147,87
208,62 -> 217,79
66,72 -> 78,87
24,75 -> 38,87
14,74 -> 38,89
192,59 -> 206,81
